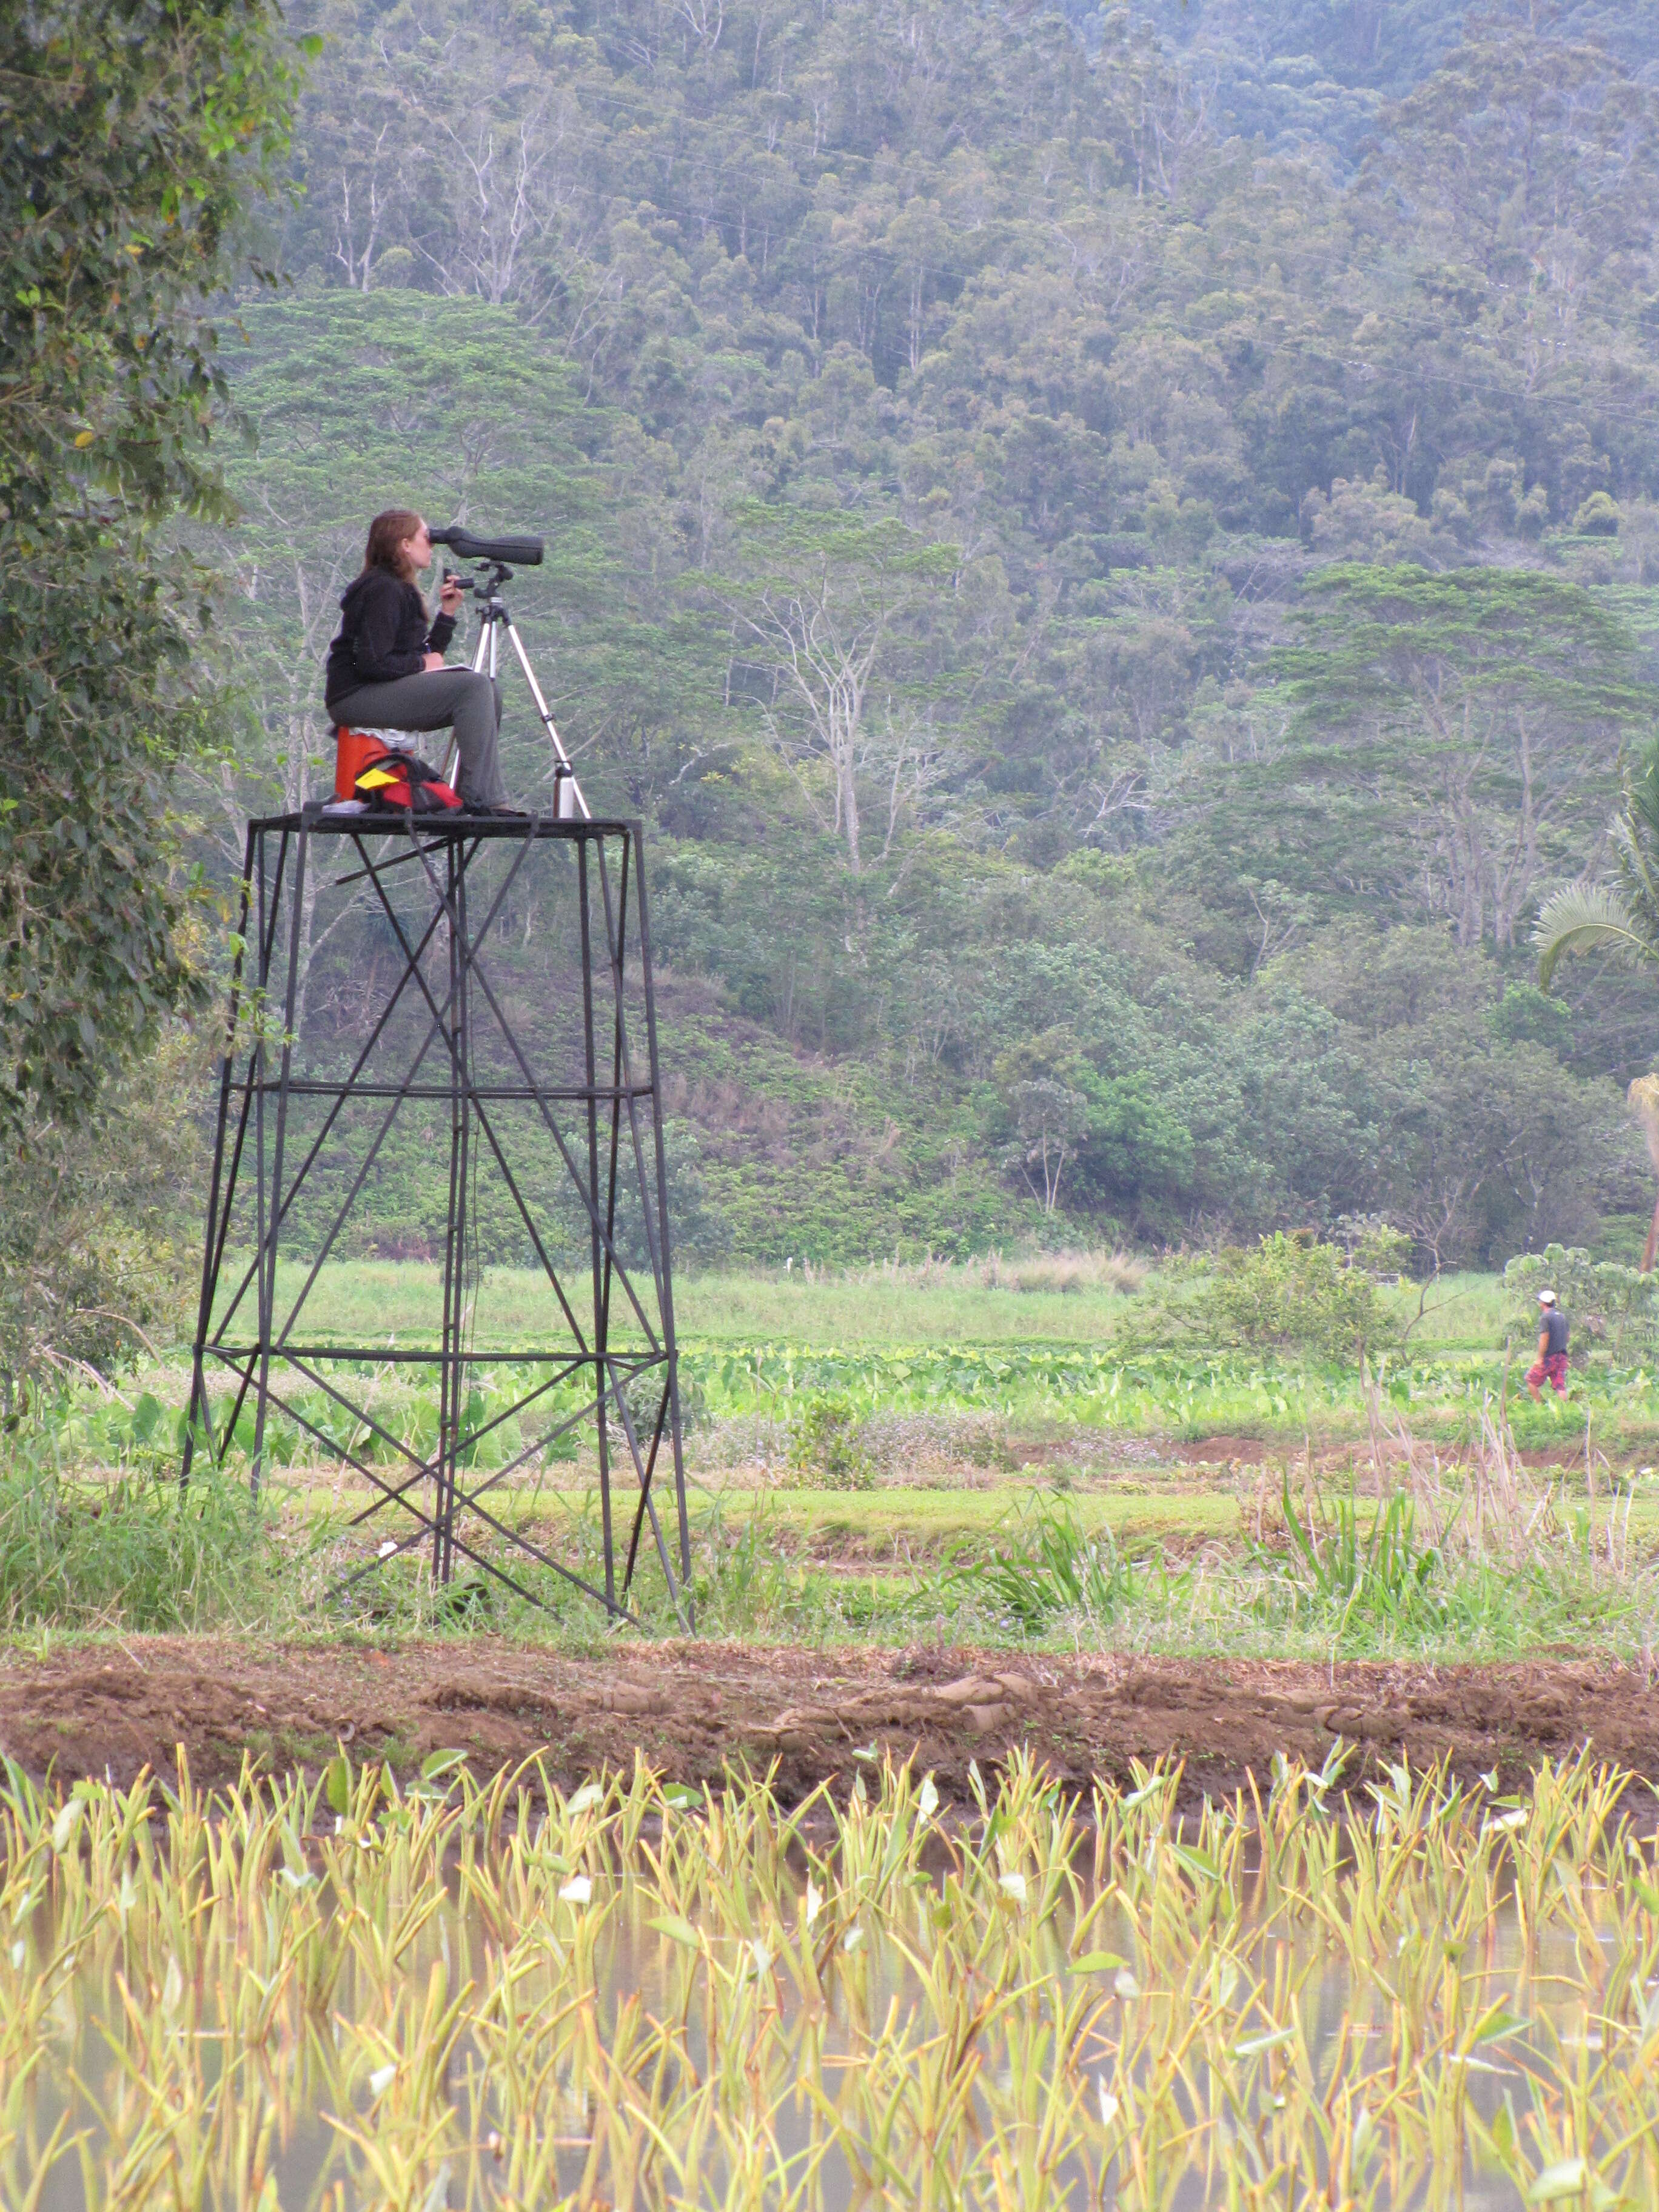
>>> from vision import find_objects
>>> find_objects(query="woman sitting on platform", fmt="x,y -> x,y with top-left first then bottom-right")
324,509 -> 522,816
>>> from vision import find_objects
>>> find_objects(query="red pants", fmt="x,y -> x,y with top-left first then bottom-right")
1528,1351 -> 1568,1395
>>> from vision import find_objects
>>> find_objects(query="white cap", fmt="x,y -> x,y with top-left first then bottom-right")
1538,1289 -> 1557,1305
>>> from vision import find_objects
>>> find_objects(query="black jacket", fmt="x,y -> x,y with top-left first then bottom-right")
324,569 -> 456,708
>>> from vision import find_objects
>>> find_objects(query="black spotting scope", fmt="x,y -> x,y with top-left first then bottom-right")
429,525 -> 545,566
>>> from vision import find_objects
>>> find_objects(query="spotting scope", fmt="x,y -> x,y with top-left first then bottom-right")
429,525 -> 545,566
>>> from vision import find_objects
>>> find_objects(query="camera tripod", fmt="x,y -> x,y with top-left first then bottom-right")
443,558 -> 585,819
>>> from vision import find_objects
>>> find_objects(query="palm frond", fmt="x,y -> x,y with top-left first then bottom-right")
1610,809 -> 1659,921
1534,883 -> 1657,989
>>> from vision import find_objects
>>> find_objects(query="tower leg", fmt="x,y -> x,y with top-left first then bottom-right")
435,835 -> 472,1584
183,823 -> 258,1487
578,840 -> 615,1607
633,826 -> 694,1617
252,818 -> 309,1498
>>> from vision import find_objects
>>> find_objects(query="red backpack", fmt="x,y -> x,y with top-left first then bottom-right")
333,729 -> 463,815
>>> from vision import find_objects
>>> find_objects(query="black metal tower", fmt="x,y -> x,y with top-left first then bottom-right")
183,809 -> 692,1632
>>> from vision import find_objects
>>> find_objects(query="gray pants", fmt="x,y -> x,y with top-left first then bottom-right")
327,668 -> 506,806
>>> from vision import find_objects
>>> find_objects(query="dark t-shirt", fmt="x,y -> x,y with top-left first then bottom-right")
324,569 -> 455,708
1544,1307 -> 1569,1358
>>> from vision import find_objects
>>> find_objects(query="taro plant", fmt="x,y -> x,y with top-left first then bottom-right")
8,1749 -> 1659,2208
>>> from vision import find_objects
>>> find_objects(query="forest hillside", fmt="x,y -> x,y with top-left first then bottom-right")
197,0 -> 1659,1269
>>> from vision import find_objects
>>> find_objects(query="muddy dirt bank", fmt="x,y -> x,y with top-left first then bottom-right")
2,1641 -> 1655,1811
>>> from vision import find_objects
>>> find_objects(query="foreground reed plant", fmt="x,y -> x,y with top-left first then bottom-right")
2,1748 -> 1659,2207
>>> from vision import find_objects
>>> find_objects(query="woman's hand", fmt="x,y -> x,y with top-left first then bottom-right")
438,575 -> 465,614
422,651 -> 446,672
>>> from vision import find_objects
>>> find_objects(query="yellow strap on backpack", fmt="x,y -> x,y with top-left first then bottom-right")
356,766 -> 401,791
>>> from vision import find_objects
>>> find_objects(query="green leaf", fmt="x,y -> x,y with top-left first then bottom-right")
1171,1843 -> 1222,1883
1233,2026 -> 1297,2057
324,1753 -> 351,1817
1490,2098 -> 1517,2161
648,1914 -> 701,1949
1068,1949 -> 1128,1974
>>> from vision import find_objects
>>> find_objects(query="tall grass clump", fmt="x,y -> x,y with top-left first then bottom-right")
0,1443 -> 284,1631
1238,1386 -> 1655,1654
948,1495 -> 1139,1634
1244,1470 -> 1530,1646
976,1246 -> 1148,1295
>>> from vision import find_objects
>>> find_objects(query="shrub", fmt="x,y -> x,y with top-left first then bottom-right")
1125,1232 -> 1405,1366
786,1395 -> 876,1490
0,1025 -> 206,1417
1572,491 -> 1621,536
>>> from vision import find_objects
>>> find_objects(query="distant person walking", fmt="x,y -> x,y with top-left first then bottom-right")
1527,1289 -> 1569,1401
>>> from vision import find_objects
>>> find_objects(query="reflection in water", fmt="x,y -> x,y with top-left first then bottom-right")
6,1750 -> 1659,2207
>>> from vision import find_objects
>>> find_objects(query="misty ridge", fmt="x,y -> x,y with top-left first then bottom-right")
182,0 -> 1659,1269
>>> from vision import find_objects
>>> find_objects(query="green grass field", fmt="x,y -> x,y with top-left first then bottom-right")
238,1258 -> 1511,1354
4,1258 -> 1655,1663
167,1259 -> 1655,1458
238,1255 -> 1148,1347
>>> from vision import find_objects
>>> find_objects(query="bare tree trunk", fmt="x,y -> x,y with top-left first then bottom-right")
1492,709 -> 1549,948
739,568 -> 888,875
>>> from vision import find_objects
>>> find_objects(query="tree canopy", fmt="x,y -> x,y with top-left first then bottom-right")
0,0 -> 309,1135
186,0 -> 1659,1265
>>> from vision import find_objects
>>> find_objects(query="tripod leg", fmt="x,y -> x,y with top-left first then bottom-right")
441,620 -> 494,791
500,615 -> 589,819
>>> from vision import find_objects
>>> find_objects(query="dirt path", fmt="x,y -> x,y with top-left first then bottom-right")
2,1641 -> 1655,1809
